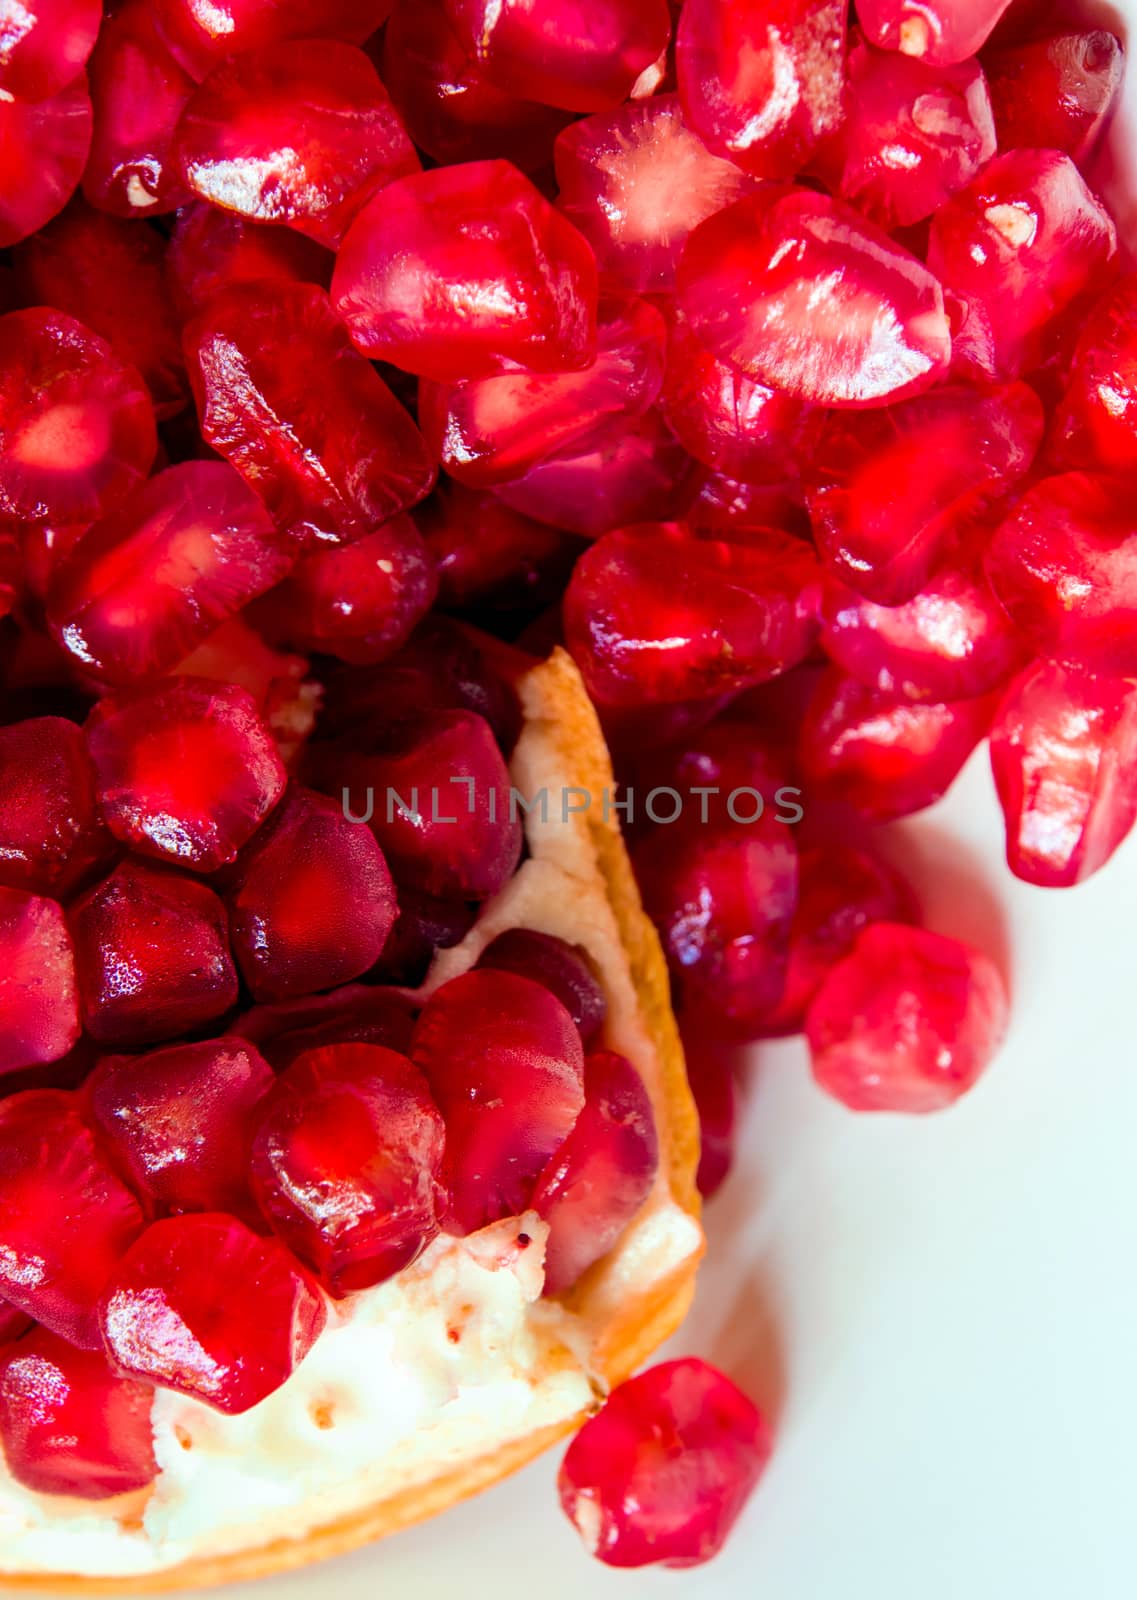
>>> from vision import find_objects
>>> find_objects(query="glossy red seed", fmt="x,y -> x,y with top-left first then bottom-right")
928,150 -> 1117,381
166,205 -> 331,322
0,1328 -> 156,1500
983,30 -> 1123,162
412,970 -> 585,1233
477,929 -> 607,1042
419,484 -> 583,620
807,923 -> 1009,1111
154,0 -> 395,79
0,890 -> 81,1075
559,1357 -> 771,1567
0,1091 -> 143,1345
0,717 -> 109,897
233,984 -> 417,1070
621,710 -> 791,837
0,74 -> 92,248
1051,275 -> 1137,476
0,0 -> 100,100
681,1033 -> 737,1199
859,0 -> 1011,64
100,1213 -> 326,1414
679,189 -> 951,407
369,892 -> 477,988
47,462 -> 293,684
333,161 -> 599,381
683,469 -> 810,539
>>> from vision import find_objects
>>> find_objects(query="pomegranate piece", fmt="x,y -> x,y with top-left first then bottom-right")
564,524 -> 820,708
677,0 -> 847,179
0,1090 -> 143,1345
928,150 -> 1117,381
559,1357 -> 771,1567
554,93 -> 758,295
477,931 -> 607,1044
0,307 -> 156,528
838,42 -> 996,230
185,282 -> 435,547
807,923 -> 1008,1111
100,1213 -> 326,1414
418,484 -> 583,619
420,294 -> 666,490
0,1328 -> 156,1500
47,462 -> 293,685
800,670 -> 997,820
413,971 -> 585,1233
805,382 -> 1044,605
234,984 -> 417,1070
0,74 -> 91,248
0,890 -> 81,1074
858,0 -> 1011,64
678,189 -> 951,407
984,30 -> 1123,163
444,0 -> 670,113
370,892 -> 477,988
680,1033 -> 737,1198
1051,275 -> 1137,477
0,1301 -> 33,1343
86,677 -> 286,871
622,710 -> 791,836
0,717 -> 109,897
154,0 -> 394,79
0,0 -> 100,100
166,205 -> 330,322
333,161 -> 598,382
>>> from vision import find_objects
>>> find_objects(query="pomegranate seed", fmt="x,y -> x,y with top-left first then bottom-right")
858,0 -> 1011,64
444,0 -> 671,113
805,381 -> 1044,604
983,30 -> 1123,163
559,1357 -> 771,1567
0,1090 -> 143,1345
86,677 -> 286,872
554,93 -> 758,294
0,889 -> 81,1075
678,189 -> 951,407
0,1300 -> 33,1343
621,710 -> 791,837
0,0 -> 99,100
154,0 -> 395,79
47,461 -> 293,685
807,923 -> 1009,1111
0,74 -> 92,248
0,716 -> 110,897
927,149 -> 1117,381
100,1213 -> 326,1414
411,970 -> 585,1234
251,1042 -> 446,1296
86,1038 -> 274,1221
677,0 -> 846,178
171,614 -> 309,722
684,468 -> 811,540
419,484 -> 583,620
185,282 -> 435,547
332,160 -> 599,381
234,984 -> 417,1070
990,660 -> 1137,889
166,204 -> 330,323
681,1032 -> 737,1198
0,1328 -> 156,1500
370,892 -> 477,987
984,472 -> 1137,679
1051,275 -> 1137,477
477,930 -> 607,1043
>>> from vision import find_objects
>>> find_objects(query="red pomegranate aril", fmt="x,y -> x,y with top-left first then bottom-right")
0,889 -> 81,1074
533,1049 -> 657,1295
679,189 -> 951,407
559,1357 -> 771,1568
86,1039 -> 274,1220
333,161 -> 599,382
477,930 -> 607,1043
0,716 -> 110,897
681,1031 -> 737,1198
984,31 -> 1123,162
0,1090 -> 144,1346
412,970 -> 586,1234
233,984 -> 417,1070
166,205 -> 331,323
251,1043 -> 446,1297
100,1213 -> 326,1414
154,0 -> 395,79
419,484 -> 583,619
928,149 -> 1117,381
369,892 -> 476,988
858,0 -> 1011,64
622,710 -> 791,838
805,381 -> 1044,605
1051,275 -> 1137,477
171,613 -> 309,715
0,0 -> 100,101
0,1300 -> 32,1343
0,1328 -> 156,1500
807,922 -> 1009,1111
0,74 -> 92,248
990,660 -> 1137,888
684,469 -> 811,540
47,461 -> 293,685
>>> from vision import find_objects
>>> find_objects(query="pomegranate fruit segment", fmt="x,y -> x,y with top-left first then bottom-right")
0,717 -> 110,897
984,30 -> 1124,161
532,1049 -> 658,1295
984,472 -> 1137,679
0,1329 -> 156,1500
558,1357 -> 771,1568
677,0 -> 847,179
0,74 -> 92,249
153,0 -> 395,80
837,42 -> 996,229
0,307 -> 156,528
0,889 -> 81,1074
411,970 -> 586,1234
681,1033 -> 737,1199
251,1043 -> 447,1296
806,922 -> 1009,1111
46,461 -> 293,684
166,205 -> 331,322
990,661 -> 1137,889
0,0 -> 100,100
226,785 -> 396,1003
858,0 -> 1011,65
420,294 -> 666,490
332,161 -> 599,382
418,484 -> 584,619
99,1213 -> 327,1415
86,677 -> 286,871
1051,275 -> 1137,476
927,149 -> 1118,381
554,94 -> 759,294
444,0 -> 671,113
85,1039 -> 273,1221
184,282 -> 435,545
678,189 -> 952,407
234,984 -> 417,1071
804,381 -> 1044,605
477,930 -> 607,1044
0,1090 -> 144,1346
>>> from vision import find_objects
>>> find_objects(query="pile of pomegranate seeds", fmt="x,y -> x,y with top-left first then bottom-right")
0,0 -> 1133,1574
